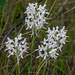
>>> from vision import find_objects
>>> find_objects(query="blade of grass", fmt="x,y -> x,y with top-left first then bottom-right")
47,7 -> 75,27
8,63 -> 17,75
66,61 -> 71,74
18,24 -> 25,35
5,54 -> 10,75
52,60 -> 56,75
36,60 -> 46,75
20,62 -> 29,73
52,61 -> 65,74
47,0 -> 57,17
43,62 -> 46,75
29,33 -> 35,75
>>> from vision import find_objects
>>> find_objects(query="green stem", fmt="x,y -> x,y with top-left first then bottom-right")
18,63 -> 20,75
17,57 -> 20,75
52,60 -> 56,75
31,33 -> 35,66
29,32 -> 35,75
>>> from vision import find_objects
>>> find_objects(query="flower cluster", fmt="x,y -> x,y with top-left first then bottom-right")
5,33 -> 29,63
25,2 -> 49,35
4,1 -> 68,65
36,26 -> 67,60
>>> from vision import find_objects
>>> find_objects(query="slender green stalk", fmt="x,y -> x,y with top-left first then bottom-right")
43,62 -> 46,75
47,0 -> 57,18
36,61 -> 45,75
5,57 -> 10,75
52,60 -> 56,75
31,33 -> 35,66
16,49 -> 20,75
47,7 -> 75,27
20,62 -> 29,73
29,30 -> 35,75
18,24 -> 25,35
18,63 -> 20,75
8,63 -> 17,75
17,58 -> 20,75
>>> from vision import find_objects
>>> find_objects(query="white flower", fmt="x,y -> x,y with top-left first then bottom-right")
49,49 -> 59,59
36,26 -> 68,60
5,33 -> 29,64
24,2 -> 49,35
36,45 -> 48,60
6,37 -> 14,44
18,33 -> 22,40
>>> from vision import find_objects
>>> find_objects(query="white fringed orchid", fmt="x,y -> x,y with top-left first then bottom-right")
5,33 -> 29,64
36,26 -> 68,60
24,2 -> 49,36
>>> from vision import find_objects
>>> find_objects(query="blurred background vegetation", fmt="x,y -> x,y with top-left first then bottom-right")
0,0 -> 75,75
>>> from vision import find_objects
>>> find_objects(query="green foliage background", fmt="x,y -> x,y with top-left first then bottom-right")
0,0 -> 75,75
